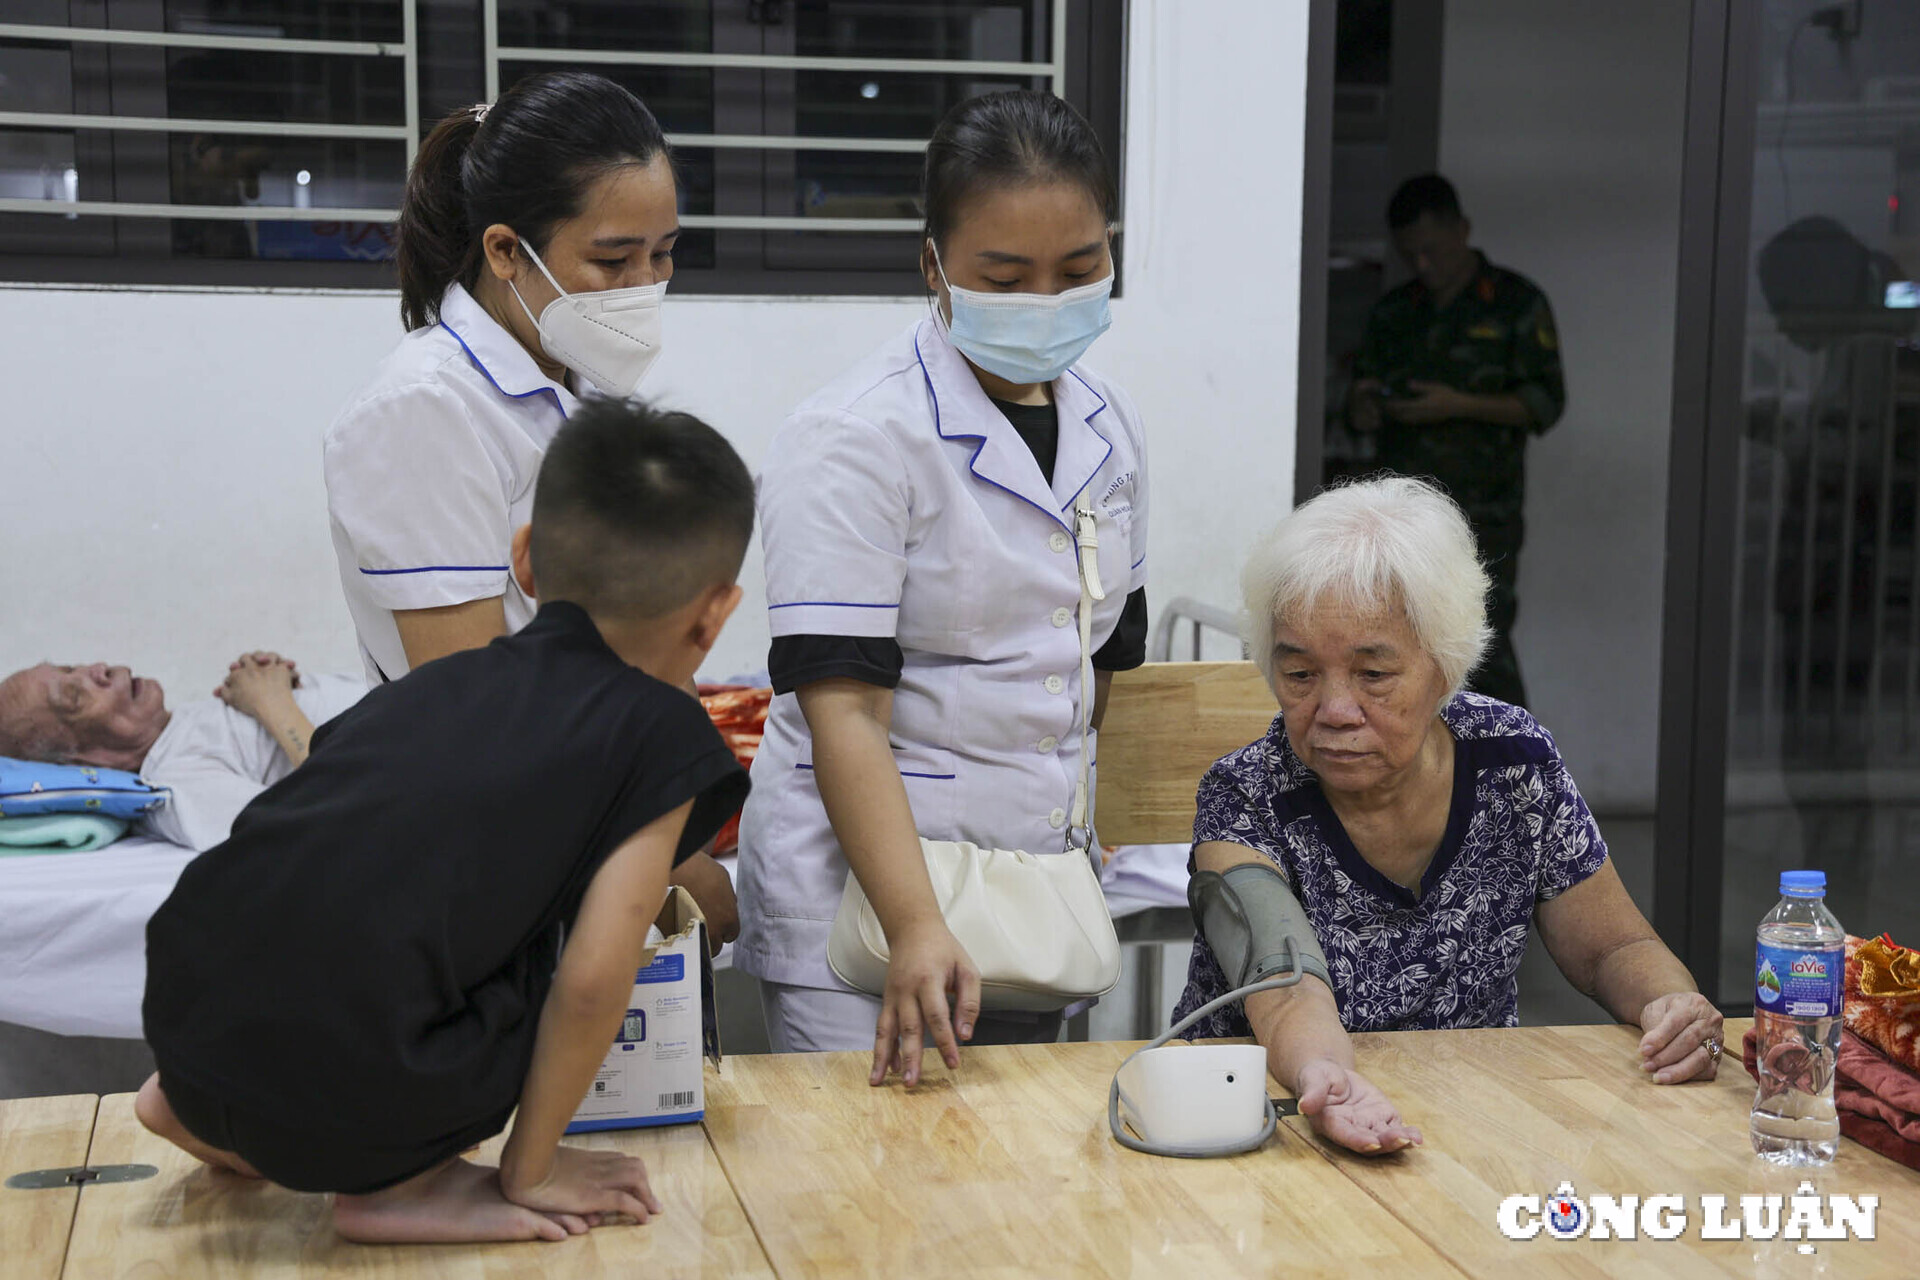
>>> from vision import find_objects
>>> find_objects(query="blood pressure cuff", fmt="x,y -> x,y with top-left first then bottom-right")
1188,862 -> 1333,994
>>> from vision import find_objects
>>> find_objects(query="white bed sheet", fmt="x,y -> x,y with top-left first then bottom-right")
0,836 -> 195,1039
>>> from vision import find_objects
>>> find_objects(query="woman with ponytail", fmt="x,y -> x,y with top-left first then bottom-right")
323,73 -> 743,950
325,70 -> 677,683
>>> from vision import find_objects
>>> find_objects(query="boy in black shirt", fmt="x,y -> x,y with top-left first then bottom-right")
138,399 -> 755,1245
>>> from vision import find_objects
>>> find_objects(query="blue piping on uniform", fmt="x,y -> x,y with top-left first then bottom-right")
916,329 -> 1114,535
360,564 -> 508,575
1057,368 -> 1116,511
436,320 -> 570,420
794,762 -> 955,780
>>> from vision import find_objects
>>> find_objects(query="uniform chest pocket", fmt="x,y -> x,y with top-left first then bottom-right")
894,495 -> 998,650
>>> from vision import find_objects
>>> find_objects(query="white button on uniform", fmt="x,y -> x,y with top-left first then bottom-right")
1049,530 -> 1070,553
1044,674 -> 1065,695
1051,606 -> 1072,627
1036,735 -> 1058,753
1048,808 -> 1067,829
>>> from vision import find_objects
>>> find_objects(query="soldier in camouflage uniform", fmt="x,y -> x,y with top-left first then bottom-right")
1348,174 -> 1565,708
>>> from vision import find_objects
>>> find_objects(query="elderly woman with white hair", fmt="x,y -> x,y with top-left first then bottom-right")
1171,476 -> 1722,1155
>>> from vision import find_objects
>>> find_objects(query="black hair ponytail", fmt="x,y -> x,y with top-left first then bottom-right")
922,90 -> 1115,252
396,108 -> 483,332
395,71 -> 671,332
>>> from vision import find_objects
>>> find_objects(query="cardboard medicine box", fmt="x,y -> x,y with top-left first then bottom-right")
567,885 -> 722,1133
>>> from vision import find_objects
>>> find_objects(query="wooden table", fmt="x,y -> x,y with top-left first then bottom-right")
702,1037 -> 1447,1278
5,1023 -> 1918,1277
0,1094 -> 96,1280
1311,1019 -> 1920,1277
702,1018 -> 1920,1278
7,1094 -> 771,1279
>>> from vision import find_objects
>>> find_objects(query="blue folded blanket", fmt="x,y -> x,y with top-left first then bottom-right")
0,813 -> 130,854
0,756 -> 171,820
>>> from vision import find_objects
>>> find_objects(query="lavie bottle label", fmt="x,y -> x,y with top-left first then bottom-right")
1756,944 -> 1842,1017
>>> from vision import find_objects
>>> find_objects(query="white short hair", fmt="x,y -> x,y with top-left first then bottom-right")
1241,475 -> 1492,696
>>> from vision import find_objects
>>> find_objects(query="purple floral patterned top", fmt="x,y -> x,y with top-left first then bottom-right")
1170,694 -> 1608,1034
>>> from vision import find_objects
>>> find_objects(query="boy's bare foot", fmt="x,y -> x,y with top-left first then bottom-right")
333,1158 -> 590,1245
133,1073 -> 263,1178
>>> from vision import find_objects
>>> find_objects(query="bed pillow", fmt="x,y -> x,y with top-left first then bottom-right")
0,758 -> 171,820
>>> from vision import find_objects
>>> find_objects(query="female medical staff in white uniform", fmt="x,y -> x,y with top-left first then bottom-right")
324,71 -> 677,682
324,72 -> 741,940
736,91 -> 1149,1082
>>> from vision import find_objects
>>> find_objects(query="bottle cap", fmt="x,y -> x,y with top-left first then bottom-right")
1780,870 -> 1826,896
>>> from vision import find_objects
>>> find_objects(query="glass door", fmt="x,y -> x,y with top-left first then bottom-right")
1710,0 -> 1920,1000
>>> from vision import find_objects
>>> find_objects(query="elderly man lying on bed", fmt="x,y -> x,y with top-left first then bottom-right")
0,652 -> 363,852
1173,476 -> 1723,1156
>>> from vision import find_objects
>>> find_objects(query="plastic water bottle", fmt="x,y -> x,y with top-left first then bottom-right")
1749,870 -> 1844,1165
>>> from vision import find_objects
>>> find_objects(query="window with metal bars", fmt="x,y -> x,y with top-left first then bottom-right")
0,0 -> 1125,294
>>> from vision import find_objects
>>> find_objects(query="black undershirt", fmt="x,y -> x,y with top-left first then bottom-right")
769,397 -> 1146,694
995,396 -> 1061,483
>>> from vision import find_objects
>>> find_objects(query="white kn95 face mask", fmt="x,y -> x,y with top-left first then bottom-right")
509,237 -> 665,396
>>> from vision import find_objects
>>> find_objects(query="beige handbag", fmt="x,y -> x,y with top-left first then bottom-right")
827,491 -> 1124,1012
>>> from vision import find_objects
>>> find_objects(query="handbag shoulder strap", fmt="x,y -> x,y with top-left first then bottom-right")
1068,490 -> 1107,857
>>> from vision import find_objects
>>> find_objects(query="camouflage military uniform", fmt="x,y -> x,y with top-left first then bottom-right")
1354,252 -> 1565,708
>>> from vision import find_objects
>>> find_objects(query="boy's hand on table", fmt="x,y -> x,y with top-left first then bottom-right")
670,851 -> 738,955
215,654 -> 300,721
502,1144 -> 663,1226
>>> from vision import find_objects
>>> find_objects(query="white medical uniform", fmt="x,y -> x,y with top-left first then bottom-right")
324,283 -> 579,683
734,317 -> 1149,999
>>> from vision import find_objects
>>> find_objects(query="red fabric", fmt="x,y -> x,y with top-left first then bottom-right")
1742,1025 -> 1920,1171
1833,1111 -> 1920,1171
696,685 -> 771,857
1836,1029 -> 1920,1143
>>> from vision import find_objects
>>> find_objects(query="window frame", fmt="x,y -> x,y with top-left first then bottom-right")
0,1 -> 1125,297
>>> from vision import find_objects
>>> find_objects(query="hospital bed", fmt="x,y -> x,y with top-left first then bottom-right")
0,836 -> 193,1040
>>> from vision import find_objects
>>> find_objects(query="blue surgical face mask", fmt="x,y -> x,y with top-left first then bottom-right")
932,241 -> 1114,385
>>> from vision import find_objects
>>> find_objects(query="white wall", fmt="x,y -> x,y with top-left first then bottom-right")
0,1 -> 1305,711
1438,0 -> 1691,811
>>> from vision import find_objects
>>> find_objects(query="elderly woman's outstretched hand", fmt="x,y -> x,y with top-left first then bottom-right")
1637,992 -> 1724,1084
1296,1058 -> 1423,1155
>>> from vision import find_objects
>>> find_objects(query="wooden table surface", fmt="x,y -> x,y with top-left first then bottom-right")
707,1019 -> 1920,1278
0,1094 -> 96,1280
5,1023 -> 1918,1277
49,1093 -> 771,1279
703,1037 -> 1453,1279
1312,1018 -> 1920,1278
